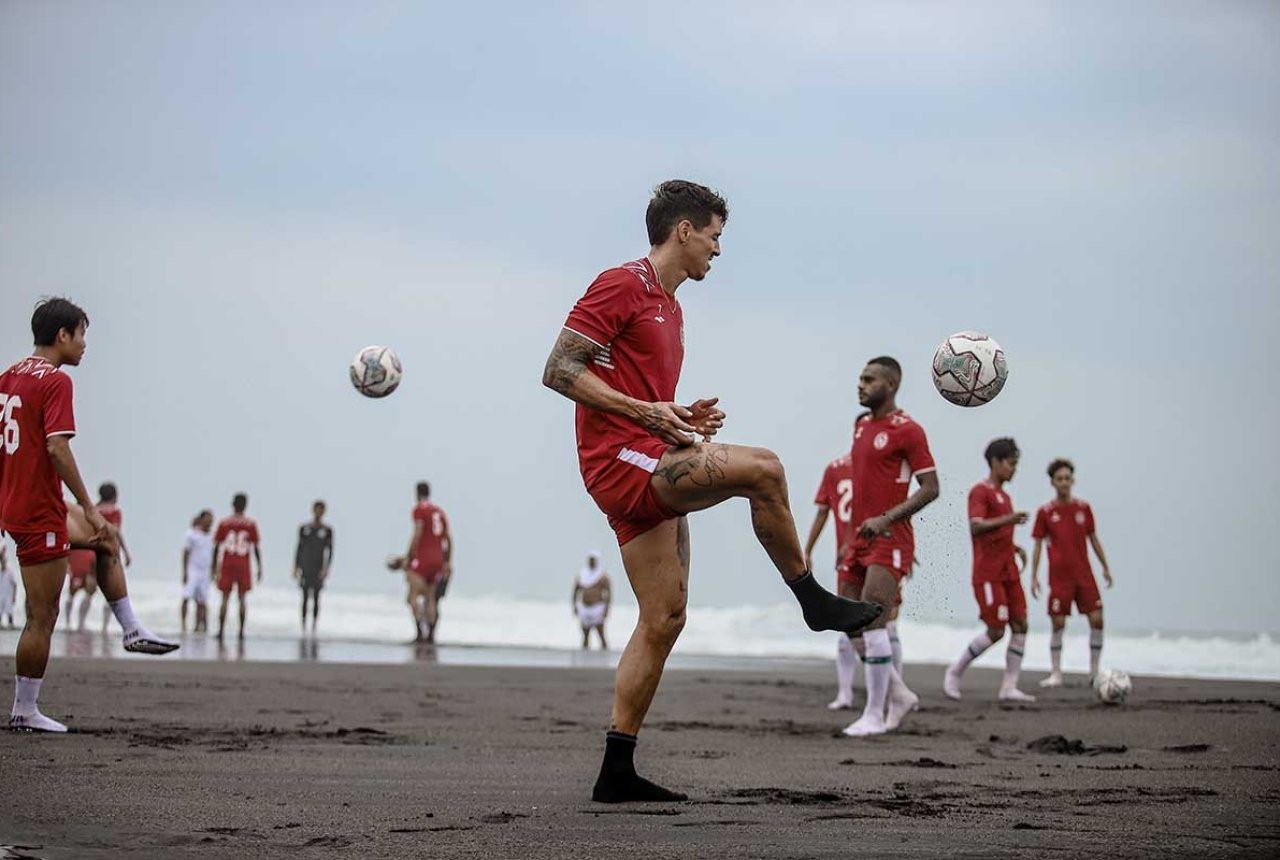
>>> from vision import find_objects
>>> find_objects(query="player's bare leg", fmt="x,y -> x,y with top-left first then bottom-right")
1087,608 -> 1104,679
11,556 -> 71,732
650,443 -> 881,634
216,592 -> 230,641
196,602 -> 208,633
595,624 -> 608,651
236,593 -> 247,640
76,578 -> 97,630
594,516 -> 689,803
844,567 -> 916,737
1040,614 -> 1067,688
69,505 -> 177,655
424,583 -> 440,644
405,575 -> 427,642
581,626 -> 590,649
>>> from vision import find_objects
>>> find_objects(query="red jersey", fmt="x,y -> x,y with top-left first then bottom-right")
849,410 -> 935,550
1032,499 -> 1095,580
214,515 -> 259,575
563,258 -> 684,486
0,357 -> 77,534
968,481 -> 1019,583
813,454 -> 855,562
412,501 -> 449,571
98,502 -> 123,529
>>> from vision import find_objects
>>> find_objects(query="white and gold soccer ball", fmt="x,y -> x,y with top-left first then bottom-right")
1093,669 -> 1132,705
349,346 -> 403,398
931,331 -> 1008,407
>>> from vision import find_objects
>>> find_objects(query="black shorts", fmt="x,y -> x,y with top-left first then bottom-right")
300,572 -> 324,591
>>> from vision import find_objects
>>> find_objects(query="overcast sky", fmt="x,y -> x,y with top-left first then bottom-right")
2,1 -> 1276,635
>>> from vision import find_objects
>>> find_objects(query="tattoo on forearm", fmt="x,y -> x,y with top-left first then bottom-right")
542,330 -> 598,396
653,445 -> 729,489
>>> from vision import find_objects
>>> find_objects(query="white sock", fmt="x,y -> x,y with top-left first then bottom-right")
951,632 -> 994,676
1050,628 -> 1064,674
860,628 -> 893,723
834,635 -> 856,701
109,596 -> 140,634
886,620 -> 903,676
1089,628 -> 1104,675
1002,633 -> 1027,690
12,675 -> 41,717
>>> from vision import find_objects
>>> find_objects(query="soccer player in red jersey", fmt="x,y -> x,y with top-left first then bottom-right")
944,438 -> 1036,702
841,359 -> 940,737
402,481 -> 452,644
1,298 -> 177,732
803,452 -> 863,711
1030,458 -> 1113,687
63,482 -> 132,631
543,181 -> 880,802
212,492 -> 262,641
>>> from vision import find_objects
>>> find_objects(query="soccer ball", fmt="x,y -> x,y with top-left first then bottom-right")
349,346 -> 402,398
1093,669 -> 1132,705
931,332 -> 1008,407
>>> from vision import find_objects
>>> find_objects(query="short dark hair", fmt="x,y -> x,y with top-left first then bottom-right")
645,180 -> 728,246
416,481 -> 430,499
1047,458 -> 1075,478
98,482 -> 118,503
31,297 -> 89,347
232,493 -> 248,513
194,509 -> 212,525
313,499 -> 326,509
984,437 -> 1020,464
867,356 -> 902,381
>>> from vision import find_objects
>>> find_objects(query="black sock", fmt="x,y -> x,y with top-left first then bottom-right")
787,571 -> 882,634
592,731 -> 687,803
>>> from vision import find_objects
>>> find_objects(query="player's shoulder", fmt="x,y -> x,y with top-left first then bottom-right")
1037,501 -> 1056,515
889,410 -> 925,433
826,453 -> 851,471
969,480 -> 992,496
595,258 -> 660,294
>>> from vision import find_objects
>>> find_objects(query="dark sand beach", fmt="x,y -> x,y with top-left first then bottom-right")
1,657 -> 1276,859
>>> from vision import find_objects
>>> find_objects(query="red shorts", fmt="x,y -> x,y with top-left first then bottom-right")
974,578 -> 1027,627
68,549 -> 97,590
840,538 -> 909,605
583,439 -> 678,546
218,567 -> 253,595
1048,575 -> 1102,616
408,557 -> 445,585
8,528 -> 71,567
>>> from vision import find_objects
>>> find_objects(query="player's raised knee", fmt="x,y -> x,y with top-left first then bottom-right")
748,447 -> 786,491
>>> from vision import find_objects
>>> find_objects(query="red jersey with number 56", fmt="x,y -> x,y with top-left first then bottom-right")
215,515 -> 259,576
813,454 -> 855,564
0,357 -> 77,534
849,410 -> 935,551
412,502 -> 449,572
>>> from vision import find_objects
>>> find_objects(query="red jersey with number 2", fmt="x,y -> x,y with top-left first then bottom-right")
215,515 -> 259,576
814,455 -> 855,565
849,411 -> 935,552
0,357 -> 77,534
413,502 -> 449,573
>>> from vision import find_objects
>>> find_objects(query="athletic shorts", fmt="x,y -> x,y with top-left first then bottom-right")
408,557 -> 444,585
299,569 -> 324,591
68,549 -> 96,589
8,528 -> 71,567
577,602 -> 607,628
974,578 -> 1027,627
583,438 -> 678,546
837,564 -> 904,607
844,536 -> 911,599
218,567 -> 253,596
1048,575 -> 1102,617
183,572 -> 211,603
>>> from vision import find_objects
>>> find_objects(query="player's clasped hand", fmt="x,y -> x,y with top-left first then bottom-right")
686,397 -> 725,441
644,402 -> 700,447
85,506 -> 110,543
856,515 -> 893,539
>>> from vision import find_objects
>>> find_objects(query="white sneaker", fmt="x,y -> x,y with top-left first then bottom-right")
10,711 -> 68,733
999,687 -> 1036,703
123,627 -> 180,655
943,666 -> 962,700
827,696 -> 854,711
1038,672 -> 1064,689
842,713 -> 887,737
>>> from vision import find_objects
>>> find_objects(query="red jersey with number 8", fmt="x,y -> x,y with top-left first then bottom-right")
215,515 -> 260,576
412,501 -> 449,574
0,357 -> 77,534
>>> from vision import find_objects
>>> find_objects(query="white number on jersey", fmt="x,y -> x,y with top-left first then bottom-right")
431,512 -> 444,537
0,394 -> 21,455
836,478 -> 853,523
224,530 -> 251,556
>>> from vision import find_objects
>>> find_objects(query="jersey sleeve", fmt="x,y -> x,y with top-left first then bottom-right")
1031,507 -> 1048,539
1083,503 -> 1096,535
42,372 -> 76,438
183,532 -> 196,553
563,268 -> 639,348
813,466 -> 832,507
249,521 -> 261,545
967,485 -> 989,521
902,423 -> 936,476
214,521 -> 229,543
412,504 -> 427,525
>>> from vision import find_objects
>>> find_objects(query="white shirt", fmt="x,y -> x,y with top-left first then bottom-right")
184,529 -> 215,578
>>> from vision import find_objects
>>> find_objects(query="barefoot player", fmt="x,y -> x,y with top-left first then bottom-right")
1,298 -> 177,732
944,438 -> 1036,702
572,551 -> 611,650
181,510 -> 214,633
803,452 -> 861,711
212,493 -> 261,641
542,180 -> 881,802
293,500 -> 333,635
841,360 -> 940,738
1030,458 -> 1113,686
404,482 -> 451,644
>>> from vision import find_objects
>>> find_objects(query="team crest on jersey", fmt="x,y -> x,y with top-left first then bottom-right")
873,432 -> 889,450
1075,511 -> 1086,525
1050,511 -> 1061,523
996,493 -> 1005,504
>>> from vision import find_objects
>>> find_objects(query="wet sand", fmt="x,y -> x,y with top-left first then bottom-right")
1,657 -> 1276,859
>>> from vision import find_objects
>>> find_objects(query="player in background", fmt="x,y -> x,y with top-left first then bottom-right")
543,181 -> 880,802
1,298 -> 177,732
63,482 -> 131,631
944,438 -> 1036,702
0,542 -> 17,629
841,359 -> 939,737
572,551 -> 612,650
803,452 -> 863,711
181,510 -> 215,633
403,481 -> 451,644
1030,458 -> 1113,687
293,500 -> 333,635
212,493 -> 262,641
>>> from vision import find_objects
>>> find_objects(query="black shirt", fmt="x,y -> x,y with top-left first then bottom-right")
295,522 -> 333,575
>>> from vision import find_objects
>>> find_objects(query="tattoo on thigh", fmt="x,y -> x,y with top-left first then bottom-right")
676,517 -> 690,574
654,445 -> 730,489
